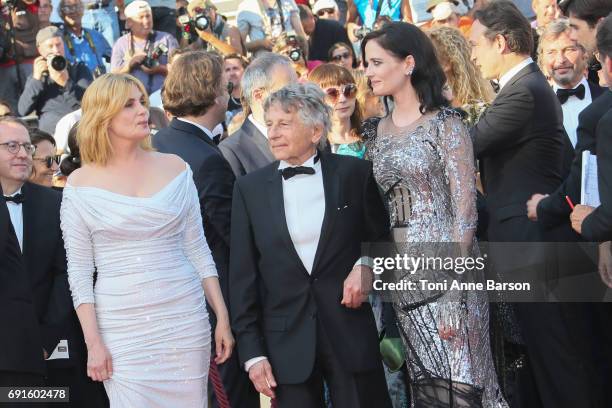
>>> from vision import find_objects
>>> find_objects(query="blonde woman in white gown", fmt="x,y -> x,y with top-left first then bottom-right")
60,74 -> 234,407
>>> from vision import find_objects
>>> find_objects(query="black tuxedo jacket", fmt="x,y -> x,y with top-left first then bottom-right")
0,188 -> 45,375
219,118 -> 275,177
20,182 -> 76,363
588,80 -> 607,101
538,90 -> 612,228
473,62 -> 569,241
153,118 -> 235,301
229,153 -> 389,384
582,108 -> 612,241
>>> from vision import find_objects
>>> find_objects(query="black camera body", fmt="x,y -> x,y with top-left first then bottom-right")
47,54 -> 67,71
142,43 -> 168,69
177,7 -> 212,42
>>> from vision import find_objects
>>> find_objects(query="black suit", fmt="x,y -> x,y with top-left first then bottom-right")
0,188 -> 45,388
219,118 -> 275,176
152,118 -> 258,408
538,90 -> 612,227
229,153 -> 391,407
582,107 -> 612,240
473,63 -> 594,407
18,182 -> 108,408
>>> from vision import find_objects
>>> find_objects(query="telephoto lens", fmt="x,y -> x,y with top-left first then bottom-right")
48,54 -> 67,71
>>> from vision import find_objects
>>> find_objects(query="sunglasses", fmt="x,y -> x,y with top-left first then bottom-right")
324,83 -> 357,103
33,155 -> 61,169
331,51 -> 351,62
317,8 -> 335,17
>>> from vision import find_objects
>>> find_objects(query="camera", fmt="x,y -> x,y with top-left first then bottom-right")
287,48 -> 302,62
142,43 -> 168,69
177,6 -> 211,41
353,26 -> 372,40
47,54 -> 67,71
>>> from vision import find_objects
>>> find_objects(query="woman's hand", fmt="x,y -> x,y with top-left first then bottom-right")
214,318 -> 234,364
86,339 -> 113,382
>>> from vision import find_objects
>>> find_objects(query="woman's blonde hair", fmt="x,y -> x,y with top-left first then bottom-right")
428,27 -> 494,106
77,73 -> 152,166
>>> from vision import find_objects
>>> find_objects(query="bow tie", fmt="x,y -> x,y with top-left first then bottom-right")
280,154 -> 320,180
4,193 -> 25,204
281,166 -> 315,180
556,84 -> 585,104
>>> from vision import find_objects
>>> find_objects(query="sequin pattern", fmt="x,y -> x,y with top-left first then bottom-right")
363,109 -> 508,408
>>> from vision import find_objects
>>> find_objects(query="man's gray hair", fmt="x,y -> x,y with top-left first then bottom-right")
264,82 -> 332,150
537,18 -> 585,65
241,52 -> 294,108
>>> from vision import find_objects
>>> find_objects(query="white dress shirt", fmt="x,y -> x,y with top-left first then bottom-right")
553,77 -> 592,148
244,153 -> 325,372
248,114 -> 268,139
176,118 -> 223,141
4,188 -> 24,252
498,57 -> 534,91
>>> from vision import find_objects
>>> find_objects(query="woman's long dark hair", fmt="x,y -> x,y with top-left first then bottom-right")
361,22 -> 449,114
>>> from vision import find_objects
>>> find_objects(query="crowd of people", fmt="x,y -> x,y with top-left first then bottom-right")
1,0 -> 612,407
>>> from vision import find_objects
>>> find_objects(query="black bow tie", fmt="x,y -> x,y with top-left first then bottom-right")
281,166 -> 315,180
280,154 -> 320,180
556,84 -> 585,104
4,193 -> 25,204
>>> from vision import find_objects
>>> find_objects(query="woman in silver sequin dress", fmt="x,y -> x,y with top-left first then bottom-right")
361,23 -> 508,408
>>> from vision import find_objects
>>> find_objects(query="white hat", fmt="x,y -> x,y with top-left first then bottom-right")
124,0 -> 152,19
431,1 -> 456,21
312,0 -> 339,15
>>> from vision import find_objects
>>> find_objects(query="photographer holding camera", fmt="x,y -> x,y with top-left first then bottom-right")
111,0 -> 177,94
179,0 -> 244,56
17,25 -> 92,133
0,0 -> 39,113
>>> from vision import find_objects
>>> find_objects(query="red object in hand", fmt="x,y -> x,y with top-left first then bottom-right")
565,195 -> 575,210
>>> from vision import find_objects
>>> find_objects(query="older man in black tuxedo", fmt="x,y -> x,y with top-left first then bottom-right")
229,83 -> 391,407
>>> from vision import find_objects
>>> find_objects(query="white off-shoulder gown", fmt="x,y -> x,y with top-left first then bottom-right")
60,165 -> 217,407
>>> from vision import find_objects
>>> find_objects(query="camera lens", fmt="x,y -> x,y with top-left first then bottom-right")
194,14 -> 210,31
49,55 -> 67,71
288,49 -> 301,62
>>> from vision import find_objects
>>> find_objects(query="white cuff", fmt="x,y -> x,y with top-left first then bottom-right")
354,256 -> 374,269
244,356 -> 268,372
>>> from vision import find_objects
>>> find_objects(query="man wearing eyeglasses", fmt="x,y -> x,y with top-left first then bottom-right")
0,116 -> 107,406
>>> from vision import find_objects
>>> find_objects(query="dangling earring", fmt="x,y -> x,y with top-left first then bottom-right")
406,67 -> 414,76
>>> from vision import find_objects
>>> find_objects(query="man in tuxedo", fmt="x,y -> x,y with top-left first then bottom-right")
219,53 -> 298,176
539,19 -> 606,149
470,2 -> 594,407
561,0 -> 611,84
152,51 -> 258,408
0,117 -> 108,407
0,141 -> 45,400
229,83 -> 391,407
571,15 -> 612,242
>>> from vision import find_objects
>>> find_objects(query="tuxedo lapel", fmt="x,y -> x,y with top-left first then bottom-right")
266,167 -> 309,276
498,63 -> 539,97
243,120 -> 275,162
312,154 -> 340,276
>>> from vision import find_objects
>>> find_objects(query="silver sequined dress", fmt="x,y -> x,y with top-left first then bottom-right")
363,109 -> 507,408
60,164 -> 216,407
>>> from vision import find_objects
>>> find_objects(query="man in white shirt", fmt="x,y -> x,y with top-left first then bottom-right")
229,82 -> 391,407
539,18 -> 606,148
219,53 -> 297,176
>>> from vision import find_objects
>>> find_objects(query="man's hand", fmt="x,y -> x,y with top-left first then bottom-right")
33,56 -> 48,81
526,193 -> 548,221
128,52 -> 147,70
598,242 -> 612,288
341,264 -> 373,308
248,359 -> 276,399
570,204 -> 595,234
